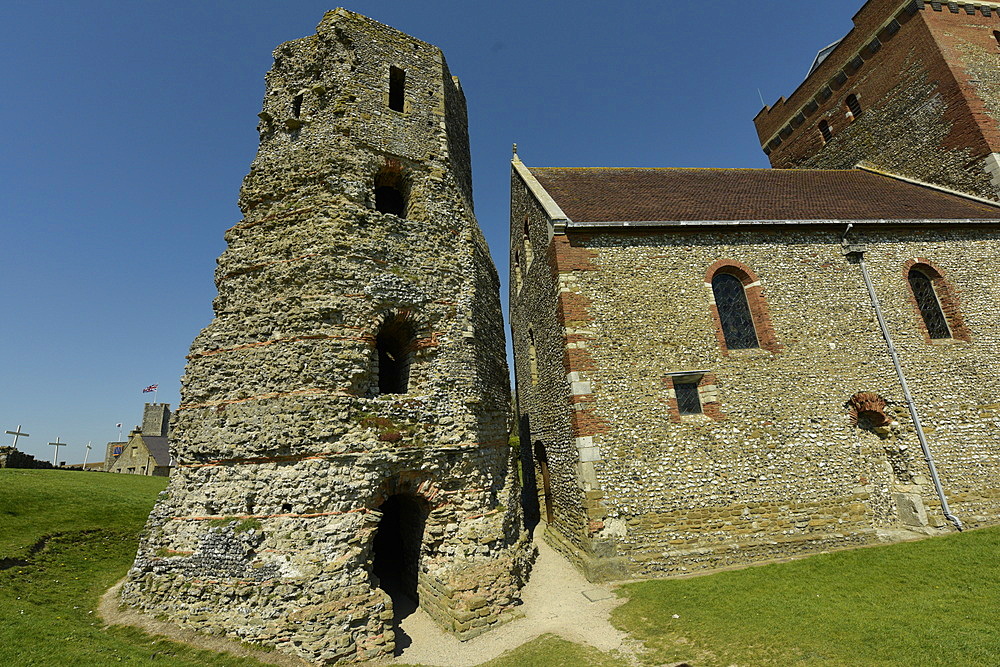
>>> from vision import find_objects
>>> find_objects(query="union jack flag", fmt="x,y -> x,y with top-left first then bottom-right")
143,384 -> 158,393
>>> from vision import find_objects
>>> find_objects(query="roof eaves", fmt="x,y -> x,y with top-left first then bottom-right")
512,157 -> 571,236
566,218 -> 1000,230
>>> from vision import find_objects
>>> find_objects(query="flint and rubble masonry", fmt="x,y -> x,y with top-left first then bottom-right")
123,10 -> 532,665
511,164 -> 1000,582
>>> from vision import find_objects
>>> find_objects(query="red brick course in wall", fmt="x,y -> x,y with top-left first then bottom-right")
704,260 -> 781,355
902,256 -> 972,342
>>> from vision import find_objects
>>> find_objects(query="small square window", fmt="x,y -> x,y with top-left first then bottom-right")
673,379 -> 702,415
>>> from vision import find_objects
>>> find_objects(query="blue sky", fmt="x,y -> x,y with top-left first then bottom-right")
0,1 -> 852,463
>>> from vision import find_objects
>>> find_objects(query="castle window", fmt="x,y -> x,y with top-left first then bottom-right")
994,30 -> 1000,48
819,120 -> 833,143
907,266 -> 953,340
528,329 -> 539,386
706,261 -> 780,355
673,378 -> 702,416
292,93 -> 303,118
376,313 -> 414,394
712,273 -> 758,350
374,166 -> 407,217
845,94 -> 862,120
523,217 -> 534,266
389,66 -> 405,112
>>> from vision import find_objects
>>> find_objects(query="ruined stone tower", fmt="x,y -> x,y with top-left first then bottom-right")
122,10 -> 532,664
754,0 -> 1000,201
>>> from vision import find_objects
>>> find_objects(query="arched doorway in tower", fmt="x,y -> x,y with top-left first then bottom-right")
372,493 -> 428,652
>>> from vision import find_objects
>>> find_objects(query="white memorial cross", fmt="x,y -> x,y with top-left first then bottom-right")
48,437 -> 66,466
5,425 -> 29,449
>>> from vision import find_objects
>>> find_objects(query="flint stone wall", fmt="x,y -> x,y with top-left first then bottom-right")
511,170 -> 1000,580
123,10 -> 532,665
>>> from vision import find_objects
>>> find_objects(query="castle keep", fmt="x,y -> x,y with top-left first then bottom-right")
512,0 -> 1000,581
123,10 -> 531,664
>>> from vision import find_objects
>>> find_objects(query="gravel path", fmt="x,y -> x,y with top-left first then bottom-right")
383,529 -> 631,666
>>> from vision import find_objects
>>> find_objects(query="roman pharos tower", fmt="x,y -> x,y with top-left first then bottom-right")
122,10 -> 532,664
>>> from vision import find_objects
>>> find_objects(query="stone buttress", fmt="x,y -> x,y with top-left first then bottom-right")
121,10 -> 533,664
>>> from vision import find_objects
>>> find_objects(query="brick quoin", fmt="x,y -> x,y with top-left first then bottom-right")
902,257 -> 972,342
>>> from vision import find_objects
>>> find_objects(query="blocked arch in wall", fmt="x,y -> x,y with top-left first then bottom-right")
705,260 -> 779,354
902,258 -> 971,343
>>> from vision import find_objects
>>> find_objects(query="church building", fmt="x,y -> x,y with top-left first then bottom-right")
512,0 -> 1000,581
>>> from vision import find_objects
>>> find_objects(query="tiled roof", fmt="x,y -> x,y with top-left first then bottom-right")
140,435 -> 171,466
528,167 -> 1000,222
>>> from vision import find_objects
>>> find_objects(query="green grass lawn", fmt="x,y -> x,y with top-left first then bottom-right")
0,469 -> 266,666
5,468 -> 998,666
612,527 -> 1000,666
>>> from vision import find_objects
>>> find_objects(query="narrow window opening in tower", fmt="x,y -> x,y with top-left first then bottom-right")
389,66 -> 406,112
372,493 -> 428,637
528,329 -> 539,386
819,119 -> 833,143
845,94 -> 862,120
374,167 -> 408,217
994,30 -> 1000,47
292,93 -> 303,118
376,314 -> 414,394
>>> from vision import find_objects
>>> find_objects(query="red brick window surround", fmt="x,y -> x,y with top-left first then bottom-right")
903,259 -> 971,343
705,260 -> 780,355
819,119 -> 832,143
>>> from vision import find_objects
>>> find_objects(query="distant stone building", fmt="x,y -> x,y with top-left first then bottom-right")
754,0 -> 1000,201
107,403 -> 172,476
123,10 -> 530,665
511,160 -> 1000,580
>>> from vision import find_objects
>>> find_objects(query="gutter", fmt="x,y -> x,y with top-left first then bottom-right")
842,224 -> 962,532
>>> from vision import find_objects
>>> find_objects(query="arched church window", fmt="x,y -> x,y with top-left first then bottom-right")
712,273 -> 758,349
527,329 -> 539,386
374,166 -> 407,217
907,268 -> 950,339
376,313 -> 414,394
819,119 -> 832,142
522,217 -> 534,267
845,94 -> 862,120
706,261 -> 779,355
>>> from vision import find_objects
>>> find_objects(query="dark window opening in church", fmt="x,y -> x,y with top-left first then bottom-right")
819,120 -> 832,142
845,94 -> 862,120
292,93 -> 303,118
712,273 -> 759,349
673,380 -> 702,416
994,30 -> 1000,47
374,167 -> 407,217
908,269 -> 951,339
376,315 -> 414,394
389,66 -> 406,112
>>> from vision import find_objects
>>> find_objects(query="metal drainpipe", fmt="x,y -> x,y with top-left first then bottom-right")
842,226 -> 963,531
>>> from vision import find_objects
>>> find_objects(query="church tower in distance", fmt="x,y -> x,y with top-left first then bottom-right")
755,0 -> 1000,201
122,10 -> 532,664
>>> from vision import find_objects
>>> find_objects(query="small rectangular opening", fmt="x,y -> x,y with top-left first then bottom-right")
389,66 -> 405,112
674,381 -> 702,416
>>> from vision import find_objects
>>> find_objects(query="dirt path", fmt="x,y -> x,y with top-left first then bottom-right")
99,528 -> 632,667
383,530 -> 632,666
